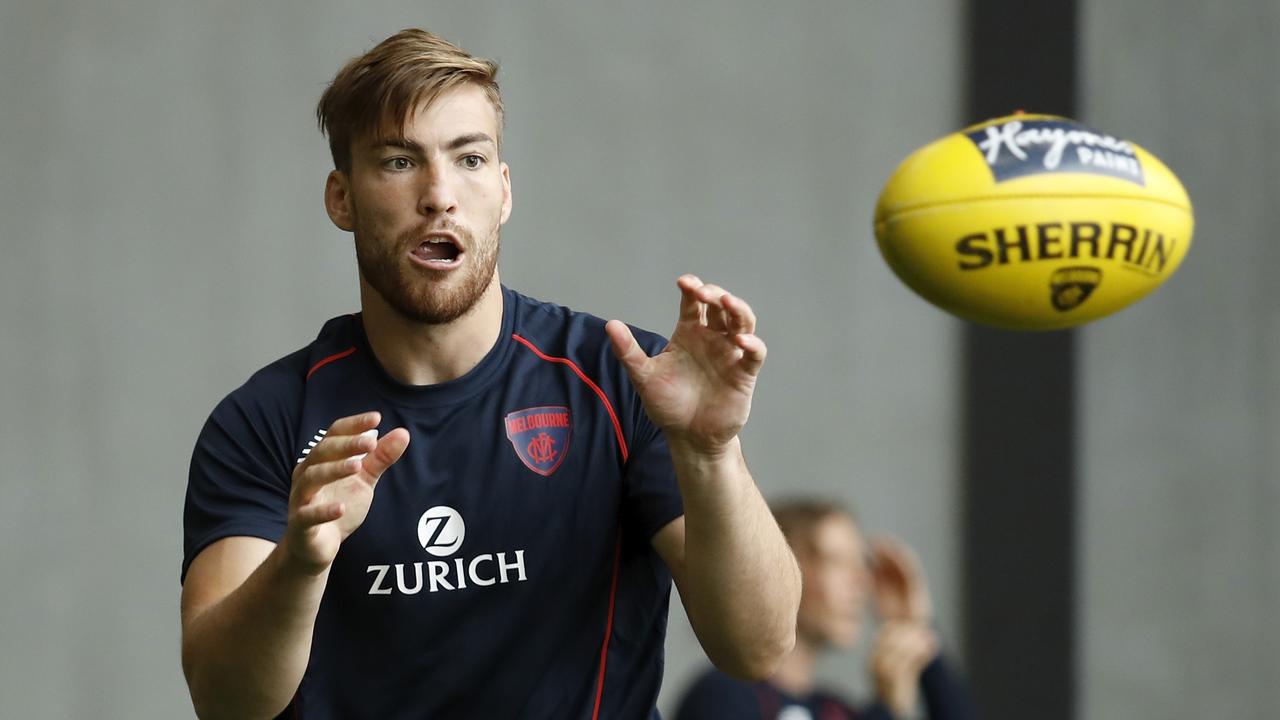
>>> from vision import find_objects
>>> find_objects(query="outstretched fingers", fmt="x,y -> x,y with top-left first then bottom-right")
304,431 -> 376,469
291,458 -> 354,528
673,274 -> 768,376
295,452 -> 370,509
693,283 -> 730,331
733,332 -> 768,376
292,412 -> 409,502
301,412 -> 380,467
676,275 -> 705,323
677,275 -> 758,335
327,411 -> 382,437
720,292 -> 757,335
678,275 -> 734,331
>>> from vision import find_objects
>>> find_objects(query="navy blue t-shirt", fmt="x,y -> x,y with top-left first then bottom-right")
183,287 -> 684,719
673,657 -> 974,720
674,670 -> 869,720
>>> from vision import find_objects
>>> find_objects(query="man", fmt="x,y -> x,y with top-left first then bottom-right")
673,500 -> 972,720
179,28 -> 800,720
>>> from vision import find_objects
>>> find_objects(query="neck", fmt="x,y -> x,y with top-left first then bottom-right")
769,636 -> 820,697
359,273 -> 504,386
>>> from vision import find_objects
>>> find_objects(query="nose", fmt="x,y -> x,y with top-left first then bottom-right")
418,162 -> 458,216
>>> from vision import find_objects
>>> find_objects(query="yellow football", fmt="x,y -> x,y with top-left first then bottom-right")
873,113 -> 1194,330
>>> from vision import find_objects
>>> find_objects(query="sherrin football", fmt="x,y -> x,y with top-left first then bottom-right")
873,114 -> 1193,330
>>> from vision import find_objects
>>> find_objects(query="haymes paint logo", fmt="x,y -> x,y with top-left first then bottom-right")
967,119 -> 1145,185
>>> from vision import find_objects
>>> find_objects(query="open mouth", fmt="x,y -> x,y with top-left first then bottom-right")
411,238 -> 462,267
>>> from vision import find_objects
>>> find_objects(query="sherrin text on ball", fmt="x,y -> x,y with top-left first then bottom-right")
874,114 -> 1194,330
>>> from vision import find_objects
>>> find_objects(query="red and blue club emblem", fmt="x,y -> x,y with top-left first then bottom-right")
504,406 -> 572,476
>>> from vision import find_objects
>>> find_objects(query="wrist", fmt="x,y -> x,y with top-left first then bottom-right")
276,536 -> 334,579
665,434 -> 741,465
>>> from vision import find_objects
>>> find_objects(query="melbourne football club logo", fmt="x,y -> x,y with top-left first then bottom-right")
504,406 -> 572,476
417,505 -> 465,557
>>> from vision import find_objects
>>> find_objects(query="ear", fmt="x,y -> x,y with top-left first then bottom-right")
324,170 -> 354,231
499,162 -> 513,225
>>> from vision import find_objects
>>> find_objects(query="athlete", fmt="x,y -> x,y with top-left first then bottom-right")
673,499 -> 973,720
178,28 -> 801,719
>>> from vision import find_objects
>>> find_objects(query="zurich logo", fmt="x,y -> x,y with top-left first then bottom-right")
417,505 -> 465,557
367,505 -> 528,595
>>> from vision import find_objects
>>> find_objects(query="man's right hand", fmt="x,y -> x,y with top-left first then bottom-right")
284,411 -> 410,574
868,538 -> 940,717
871,537 -> 933,626
181,413 -> 408,719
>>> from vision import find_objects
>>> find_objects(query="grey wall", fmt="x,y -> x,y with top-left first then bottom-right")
1078,1 -> 1280,717
0,2 -> 962,717
15,2 -> 1277,719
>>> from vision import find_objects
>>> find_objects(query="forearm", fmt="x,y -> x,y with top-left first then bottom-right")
672,437 -> 801,679
182,544 -> 329,720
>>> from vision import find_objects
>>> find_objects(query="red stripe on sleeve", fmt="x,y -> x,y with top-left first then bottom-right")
306,346 -> 356,381
591,534 -> 622,720
511,334 -> 629,462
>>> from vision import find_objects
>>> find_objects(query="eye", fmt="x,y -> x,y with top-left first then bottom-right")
385,157 -> 413,171
461,154 -> 485,169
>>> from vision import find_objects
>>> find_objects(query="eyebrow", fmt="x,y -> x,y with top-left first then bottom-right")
445,132 -> 496,151
379,137 -> 426,154
375,133 -> 496,154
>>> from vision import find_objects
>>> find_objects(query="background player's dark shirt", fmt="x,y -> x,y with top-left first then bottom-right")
183,287 -> 684,719
673,657 -> 974,720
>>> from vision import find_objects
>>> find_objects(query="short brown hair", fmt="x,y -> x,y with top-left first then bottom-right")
771,498 -> 856,557
316,28 -> 503,172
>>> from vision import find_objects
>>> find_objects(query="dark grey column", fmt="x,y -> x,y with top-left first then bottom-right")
962,3 -> 1078,719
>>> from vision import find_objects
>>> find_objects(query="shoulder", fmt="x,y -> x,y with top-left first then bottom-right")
202,314 -> 361,440
507,288 -> 668,362
673,668 -> 762,720
504,289 -> 670,447
918,653 -> 976,718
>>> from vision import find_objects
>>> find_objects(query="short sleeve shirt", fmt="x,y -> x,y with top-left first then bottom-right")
183,287 -> 683,719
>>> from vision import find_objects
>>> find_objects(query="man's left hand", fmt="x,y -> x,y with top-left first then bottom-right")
606,274 -> 766,456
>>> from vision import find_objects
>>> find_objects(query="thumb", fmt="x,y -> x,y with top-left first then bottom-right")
605,320 -> 652,383
359,428 -> 411,481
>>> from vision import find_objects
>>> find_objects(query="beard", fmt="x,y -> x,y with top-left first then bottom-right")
353,215 -> 501,325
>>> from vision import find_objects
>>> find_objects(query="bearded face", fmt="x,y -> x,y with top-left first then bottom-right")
352,209 -> 501,325
330,83 -> 512,326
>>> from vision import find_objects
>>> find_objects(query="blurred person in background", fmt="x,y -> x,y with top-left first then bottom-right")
674,499 -> 972,720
